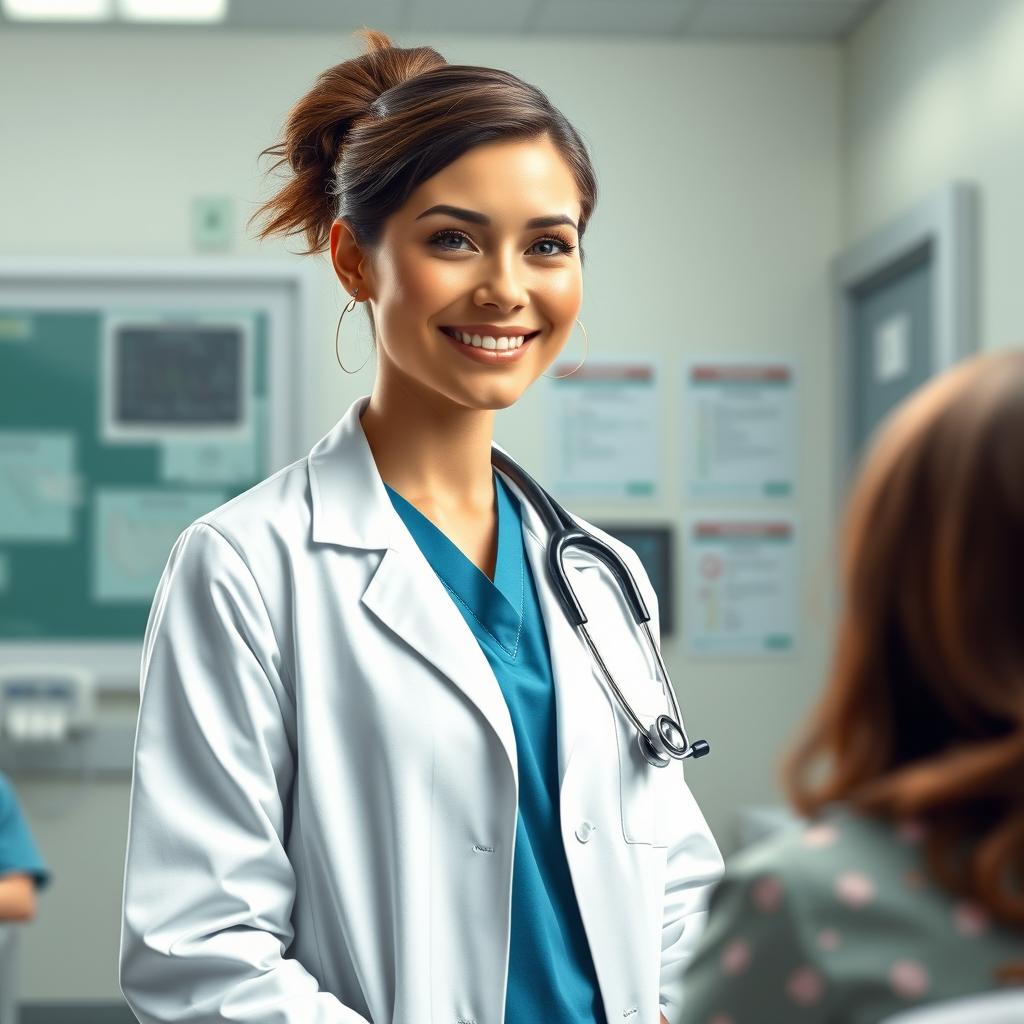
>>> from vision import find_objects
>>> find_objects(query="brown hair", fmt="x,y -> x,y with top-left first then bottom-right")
249,27 -> 597,339
786,349 -> 1024,957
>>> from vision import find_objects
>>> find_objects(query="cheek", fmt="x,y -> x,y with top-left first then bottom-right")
545,271 -> 583,321
387,250 -> 462,310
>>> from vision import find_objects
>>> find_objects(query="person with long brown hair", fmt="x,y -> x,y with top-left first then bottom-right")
119,26 -> 722,1024
676,348 -> 1024,1023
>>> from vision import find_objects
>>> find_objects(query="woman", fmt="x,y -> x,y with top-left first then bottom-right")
118,28 -> 722,1024
677,349 -> 1024,1024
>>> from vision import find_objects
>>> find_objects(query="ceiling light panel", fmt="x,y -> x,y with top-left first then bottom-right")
3,0 -> 110,20
117,0 -> 227,22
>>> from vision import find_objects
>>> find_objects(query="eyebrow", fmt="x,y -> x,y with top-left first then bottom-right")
415,204 -> 578,231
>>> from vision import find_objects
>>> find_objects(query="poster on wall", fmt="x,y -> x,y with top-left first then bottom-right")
547,356 -> 660,498
683,516 -> 798,656
682,358 -> 798,499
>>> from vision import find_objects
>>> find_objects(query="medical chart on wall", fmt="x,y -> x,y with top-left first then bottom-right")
682,358 -> 798,499
546,356 -> 660,498
682,516 -> 798,656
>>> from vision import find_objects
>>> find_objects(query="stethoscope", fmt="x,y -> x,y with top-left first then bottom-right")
491,448 -> 710,768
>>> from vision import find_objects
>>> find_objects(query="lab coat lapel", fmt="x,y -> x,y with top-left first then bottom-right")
307,396 -> 519,788
493,449 -> 599,790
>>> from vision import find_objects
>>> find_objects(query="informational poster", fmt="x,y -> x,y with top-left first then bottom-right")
92,488 -> 226,602
683,516 -> 798,656
683,358 -> 798,498
0,431 -> 81,543
547,357 -> 659,498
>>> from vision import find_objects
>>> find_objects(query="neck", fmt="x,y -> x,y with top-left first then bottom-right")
359,376 -> 496,517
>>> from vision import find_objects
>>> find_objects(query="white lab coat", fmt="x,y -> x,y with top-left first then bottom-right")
119,393 -> 723,1024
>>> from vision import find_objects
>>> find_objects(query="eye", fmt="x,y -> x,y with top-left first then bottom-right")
428,228 -> 576,257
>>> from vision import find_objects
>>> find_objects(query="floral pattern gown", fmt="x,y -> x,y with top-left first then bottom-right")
676,806 -> 1024,1024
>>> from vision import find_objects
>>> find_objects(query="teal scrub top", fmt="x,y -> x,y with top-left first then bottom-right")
384,469 -> 607,1024
0,772 -> 50,891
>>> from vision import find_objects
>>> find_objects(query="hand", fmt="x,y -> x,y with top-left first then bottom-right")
660,1015 -> 669,1024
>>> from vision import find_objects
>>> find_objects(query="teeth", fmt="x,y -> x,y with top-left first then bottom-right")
448,329 -> 527,350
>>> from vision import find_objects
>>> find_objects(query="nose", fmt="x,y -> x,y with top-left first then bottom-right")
474,251 -> 529,312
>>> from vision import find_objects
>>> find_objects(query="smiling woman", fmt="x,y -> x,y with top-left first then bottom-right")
119,24 -> 723,1024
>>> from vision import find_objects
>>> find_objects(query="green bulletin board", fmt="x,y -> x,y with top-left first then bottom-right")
0,307 -> 270,640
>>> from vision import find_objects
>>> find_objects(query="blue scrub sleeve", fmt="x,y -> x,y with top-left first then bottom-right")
0,773 -> 51,891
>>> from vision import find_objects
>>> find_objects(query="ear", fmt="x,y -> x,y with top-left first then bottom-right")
329,218 -> 374,299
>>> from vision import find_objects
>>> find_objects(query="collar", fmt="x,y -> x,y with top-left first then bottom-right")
307,394 -> 547,552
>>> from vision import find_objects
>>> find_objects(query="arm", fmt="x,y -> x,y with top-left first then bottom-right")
0,874 -> 35,921
656,761 -> 724,1021
119,522 -> 371,1024
613,542 -> 726,1023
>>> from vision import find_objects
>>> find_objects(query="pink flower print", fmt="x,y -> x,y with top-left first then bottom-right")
752,874 -> 784,912
953,901 -> 990,936
890,960 -> 930,999
802,823 -> 838,849
787,966 -> 825,1006
817,927 -> 842,951
896,819 -> 926,844
835,871 -> 875,907
720,938 -> 751,975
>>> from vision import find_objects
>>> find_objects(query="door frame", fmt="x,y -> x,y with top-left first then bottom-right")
831,181 -> 978,498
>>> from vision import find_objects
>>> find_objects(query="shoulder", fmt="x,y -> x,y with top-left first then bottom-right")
151,454 -> 312,606
710,806 -> 950,967
726,807 -> 911,901
195,454 -> 310,556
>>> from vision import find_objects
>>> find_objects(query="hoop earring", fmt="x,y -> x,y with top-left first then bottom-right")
541,318 -> 589,379
335,287 -> 372,374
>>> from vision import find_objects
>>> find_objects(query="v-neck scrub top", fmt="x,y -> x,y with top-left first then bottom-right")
384,470 -> 608,1024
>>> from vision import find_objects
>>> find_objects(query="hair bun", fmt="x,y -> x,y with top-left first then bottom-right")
351,26 -> 447,102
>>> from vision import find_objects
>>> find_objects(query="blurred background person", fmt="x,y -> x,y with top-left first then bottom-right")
676,348 -> 1024,1024
0,769 -> 51,1024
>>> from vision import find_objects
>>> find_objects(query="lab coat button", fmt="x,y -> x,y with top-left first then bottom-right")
575,820 -> 595,843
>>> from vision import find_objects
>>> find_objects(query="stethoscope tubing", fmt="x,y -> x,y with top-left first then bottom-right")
490,447 -> 710,768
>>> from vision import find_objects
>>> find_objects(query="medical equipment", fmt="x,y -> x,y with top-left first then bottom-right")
491,448 -> 710,768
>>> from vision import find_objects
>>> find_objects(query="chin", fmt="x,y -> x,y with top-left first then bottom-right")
458,383 -> 525,413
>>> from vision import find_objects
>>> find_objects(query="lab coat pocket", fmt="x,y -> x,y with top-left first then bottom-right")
611,684 -> 673,848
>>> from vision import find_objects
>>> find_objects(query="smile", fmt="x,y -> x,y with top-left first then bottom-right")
439,326 -> 541,351
438,326 -> 539,365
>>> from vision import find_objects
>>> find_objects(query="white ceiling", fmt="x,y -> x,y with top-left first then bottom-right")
0,0 -> 883,39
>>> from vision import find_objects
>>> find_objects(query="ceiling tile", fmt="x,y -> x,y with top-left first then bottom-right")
229,0 -> 407,31
687,0 -> 874,39
406,0 -> 535,33
533,0 -> 700,35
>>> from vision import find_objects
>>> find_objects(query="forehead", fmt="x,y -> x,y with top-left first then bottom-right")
401,135 -> 581,224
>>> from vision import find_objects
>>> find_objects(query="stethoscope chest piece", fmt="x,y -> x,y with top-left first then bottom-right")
639,715 -> 712,768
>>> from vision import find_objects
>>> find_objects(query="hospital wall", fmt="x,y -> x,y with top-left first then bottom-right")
844,0 -> 1024,352
0,30 -> 845,999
